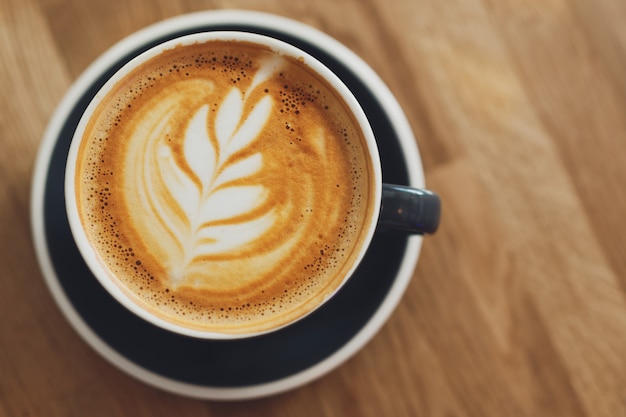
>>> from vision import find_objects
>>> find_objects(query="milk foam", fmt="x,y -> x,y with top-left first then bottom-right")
125,71 -> 277,282
75,40 -> 374,333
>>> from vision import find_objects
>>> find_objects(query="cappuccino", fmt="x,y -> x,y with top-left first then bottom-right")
73,39 -> 376,334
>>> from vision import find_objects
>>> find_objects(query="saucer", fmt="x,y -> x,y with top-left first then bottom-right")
30,10 -> 424,400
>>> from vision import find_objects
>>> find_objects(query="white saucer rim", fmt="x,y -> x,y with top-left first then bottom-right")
30,9 -> 424,400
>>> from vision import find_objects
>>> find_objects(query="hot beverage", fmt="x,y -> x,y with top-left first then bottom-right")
71,38 -> 377,334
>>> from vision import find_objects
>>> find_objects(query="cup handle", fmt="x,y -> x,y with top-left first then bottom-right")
379,184 -> 441,234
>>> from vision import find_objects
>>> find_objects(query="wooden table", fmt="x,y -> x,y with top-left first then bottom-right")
2,0 -> 626,415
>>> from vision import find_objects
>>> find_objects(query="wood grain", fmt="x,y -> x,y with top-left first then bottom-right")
1,0 -> 625,415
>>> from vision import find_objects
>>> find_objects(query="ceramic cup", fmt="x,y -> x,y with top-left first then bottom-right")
64,31 -> 440,340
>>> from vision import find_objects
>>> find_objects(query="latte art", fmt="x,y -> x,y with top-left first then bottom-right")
126,75 -> 276,283
74,40 -> 375,333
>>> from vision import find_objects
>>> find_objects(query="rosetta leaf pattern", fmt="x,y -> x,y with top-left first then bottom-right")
156,86 -> 275,277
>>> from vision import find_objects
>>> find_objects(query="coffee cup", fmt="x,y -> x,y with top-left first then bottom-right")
65,31 -> 440,340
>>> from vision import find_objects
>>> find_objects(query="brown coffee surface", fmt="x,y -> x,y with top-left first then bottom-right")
74,39 -> 375,334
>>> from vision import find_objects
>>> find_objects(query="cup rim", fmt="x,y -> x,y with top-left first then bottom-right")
64,30 -> 384,340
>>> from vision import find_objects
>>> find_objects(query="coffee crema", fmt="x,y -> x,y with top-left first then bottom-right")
74,39 -> 375,334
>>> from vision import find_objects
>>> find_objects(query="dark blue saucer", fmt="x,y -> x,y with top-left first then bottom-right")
36,13 -> 418,396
